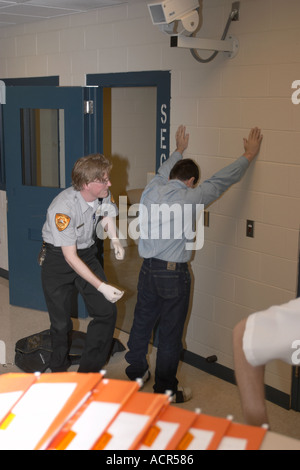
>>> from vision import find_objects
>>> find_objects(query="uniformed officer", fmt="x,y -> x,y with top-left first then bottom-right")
41,153 -> 125,373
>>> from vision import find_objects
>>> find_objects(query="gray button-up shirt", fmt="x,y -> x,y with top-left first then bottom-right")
42,187 -> 117,249
138,151 -> 249,263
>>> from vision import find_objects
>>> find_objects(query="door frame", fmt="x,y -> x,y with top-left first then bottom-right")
86,71 -> 171,171
86,71 -> 171,340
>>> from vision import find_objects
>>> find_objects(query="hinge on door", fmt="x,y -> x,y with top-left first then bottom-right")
84,100 -> 94,115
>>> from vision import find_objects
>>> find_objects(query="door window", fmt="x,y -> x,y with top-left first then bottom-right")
20,108 -> 65,188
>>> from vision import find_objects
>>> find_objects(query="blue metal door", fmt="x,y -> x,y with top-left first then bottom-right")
3,86 -> 100,312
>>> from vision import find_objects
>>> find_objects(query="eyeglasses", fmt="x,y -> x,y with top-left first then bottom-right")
90,177 -> 111,185
101,177 -> 111,185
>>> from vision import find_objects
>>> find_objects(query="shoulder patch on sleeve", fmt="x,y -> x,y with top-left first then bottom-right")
55,213 -> 71,232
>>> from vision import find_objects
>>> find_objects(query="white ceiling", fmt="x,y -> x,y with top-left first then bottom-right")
0,0 -> 148,27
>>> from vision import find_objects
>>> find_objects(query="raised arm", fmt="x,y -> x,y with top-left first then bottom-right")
191,127 -> 263,207
158,125 -> 190,180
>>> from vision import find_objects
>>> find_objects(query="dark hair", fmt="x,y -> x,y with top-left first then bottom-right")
169,159 -> 200,185
72,154 -> 112,191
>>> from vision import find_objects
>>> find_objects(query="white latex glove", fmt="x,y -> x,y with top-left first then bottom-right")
111,238 -> 125,260
98,283 -> 124,303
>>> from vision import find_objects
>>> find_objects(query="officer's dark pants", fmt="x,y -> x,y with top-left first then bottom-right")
41,243 -> 117,373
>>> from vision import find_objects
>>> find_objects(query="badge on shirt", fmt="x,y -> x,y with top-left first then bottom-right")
55,213 -> 71,232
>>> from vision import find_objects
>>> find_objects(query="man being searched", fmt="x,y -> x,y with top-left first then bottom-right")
41,153 -> 124,373
125,125 -> 263,403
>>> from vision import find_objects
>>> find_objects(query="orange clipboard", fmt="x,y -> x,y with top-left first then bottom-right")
49,378 -> 140,450
177,413 -> 232,450
139,405 -> 198,450
93,391 -> 170,450
0,372 -> 102,450
217,421 -> 268,450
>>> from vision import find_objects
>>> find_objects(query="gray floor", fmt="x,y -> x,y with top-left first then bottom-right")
1,247 -> 300,447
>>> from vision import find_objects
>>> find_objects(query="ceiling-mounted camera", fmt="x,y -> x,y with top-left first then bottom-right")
148,0 -> 200,34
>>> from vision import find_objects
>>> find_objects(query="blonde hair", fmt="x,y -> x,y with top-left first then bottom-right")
72,154 -> 112,191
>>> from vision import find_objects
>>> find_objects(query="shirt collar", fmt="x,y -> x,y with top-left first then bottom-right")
76,191 -> 97,213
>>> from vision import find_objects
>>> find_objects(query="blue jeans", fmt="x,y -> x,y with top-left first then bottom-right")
125,258 -> 191,393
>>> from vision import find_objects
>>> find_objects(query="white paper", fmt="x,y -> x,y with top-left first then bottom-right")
105,412 -> 149,450
0,391 -> 23,423
218,436 -> 248,450
185,428 -> 215,450
0,382 -> 77,450
66,401 -> 121,450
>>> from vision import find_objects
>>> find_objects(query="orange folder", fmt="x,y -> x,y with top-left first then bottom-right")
48,378 -> 140,450
177,413 -> 232,450
217,422 -> 267,450
139,405 -> 198,450
0,373 -> 37,426
93,391 -> 170,450
0,372 -> 102,451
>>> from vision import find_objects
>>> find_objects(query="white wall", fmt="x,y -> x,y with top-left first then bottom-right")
111,86 -> 156,197
0,0 -> 299,393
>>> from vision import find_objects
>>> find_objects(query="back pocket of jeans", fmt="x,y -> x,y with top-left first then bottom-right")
153,274 -> 179,299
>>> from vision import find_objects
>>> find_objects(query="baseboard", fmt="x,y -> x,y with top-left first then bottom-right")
0,268 -> 8,280
180,349 -> 291,411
